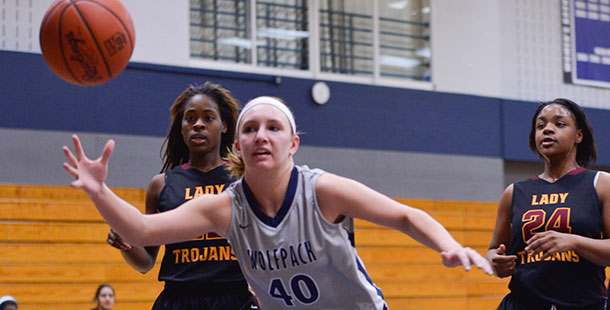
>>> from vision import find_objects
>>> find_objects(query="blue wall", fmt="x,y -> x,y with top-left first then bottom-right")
2,50 -> 609,166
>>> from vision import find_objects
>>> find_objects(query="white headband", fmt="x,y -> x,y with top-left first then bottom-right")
236,96 -> 297,135
0,296 -> 16,306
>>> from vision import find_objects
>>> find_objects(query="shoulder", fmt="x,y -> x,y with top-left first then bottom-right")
145,173 -> 165,214
502,184 -> 514,197
497,184 -> 514,211
595,171 -> 610,201
315,172 -> 344,193
147,173 -> 165,195
315,172 -> 364,203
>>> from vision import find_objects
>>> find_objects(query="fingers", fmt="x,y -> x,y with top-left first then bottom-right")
497,244 -> 506,255
491,254 -> 518,263
525,231 -> 555,257
465,247 -> 494,275
62,162 -> 79,179
442,248 -> 472,271
62,146 -> 78,168
107,229 -> 131,250
100,139 -> 115,165
70,179 -> 83,189
72,134 -> 87,161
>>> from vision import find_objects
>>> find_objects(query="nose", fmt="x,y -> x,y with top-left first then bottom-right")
254,126 -> 268,142
542,124 -> 554,135
193,117 -> 206,130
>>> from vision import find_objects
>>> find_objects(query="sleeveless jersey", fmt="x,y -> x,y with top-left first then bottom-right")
225,165 -> 388,310
157,164 -> 247,288
507,168 -> 606,307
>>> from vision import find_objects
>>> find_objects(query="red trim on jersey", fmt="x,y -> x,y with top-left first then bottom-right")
531,167 -> 586,180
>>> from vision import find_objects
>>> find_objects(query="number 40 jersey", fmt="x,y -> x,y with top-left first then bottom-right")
226,165 -> 388,310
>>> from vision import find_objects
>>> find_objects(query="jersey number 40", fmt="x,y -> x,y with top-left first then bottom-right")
269,274 -> 320,306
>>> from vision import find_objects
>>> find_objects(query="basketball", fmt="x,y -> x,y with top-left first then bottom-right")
39,0 -> 135,87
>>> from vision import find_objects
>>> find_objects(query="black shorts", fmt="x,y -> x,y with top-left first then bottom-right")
498,293 -> 606,310
152,281 -> 259,310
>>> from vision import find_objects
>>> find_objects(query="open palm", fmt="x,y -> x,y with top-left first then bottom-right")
62,135 -> 115,196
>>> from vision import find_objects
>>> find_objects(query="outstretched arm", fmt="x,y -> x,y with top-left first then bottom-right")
315,173 -> 492,275
106,174 -> 165,273
526,171 -> 610,266
62,135 -> 231,247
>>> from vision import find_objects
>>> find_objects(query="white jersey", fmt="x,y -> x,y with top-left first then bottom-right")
226,165 -> 388,309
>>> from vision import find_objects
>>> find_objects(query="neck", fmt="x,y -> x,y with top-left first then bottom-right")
244,162 -> 294,217
188,151 -> 224,172
542,155 -> 580,182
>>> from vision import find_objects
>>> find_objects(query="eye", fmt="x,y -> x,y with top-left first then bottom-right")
269,125 -> 280,131
205,115 -> 215,122
556,122 -> 566,127
184,115 -> 195,122
243,126 -> 255,133
536,123 -> 544,130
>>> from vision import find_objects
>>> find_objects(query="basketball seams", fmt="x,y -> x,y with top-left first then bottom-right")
39,0 -> 66,39
59,3 -> 83,85
69,0 -> 113,80
83,0 -> 135,54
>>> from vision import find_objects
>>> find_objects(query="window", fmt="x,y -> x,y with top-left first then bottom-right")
190,0 -> 431,84
378,0 -> 430,81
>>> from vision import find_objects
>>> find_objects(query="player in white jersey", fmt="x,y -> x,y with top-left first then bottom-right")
62,96 -> 493,309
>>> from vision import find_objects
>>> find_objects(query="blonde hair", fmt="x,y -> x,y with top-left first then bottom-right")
225,144 -> 245,178
224,97 -> 297,179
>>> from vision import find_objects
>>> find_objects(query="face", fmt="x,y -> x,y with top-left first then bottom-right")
96,286 -> 114,310
2,305 -> 16,310
181,94 -> 227,156
235,104 -> 299,172
534,104 -> 582,160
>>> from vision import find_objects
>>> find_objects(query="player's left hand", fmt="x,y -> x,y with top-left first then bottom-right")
525,230 -> 576,260
441,247 -> 493,275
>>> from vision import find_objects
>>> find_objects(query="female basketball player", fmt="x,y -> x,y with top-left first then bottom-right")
487,98 -> 610,309
91,284 -> 114,310
63,96 -> 492,309
104,83 -> 257,310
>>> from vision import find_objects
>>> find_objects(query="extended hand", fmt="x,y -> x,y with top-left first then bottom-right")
441,247 -> 493,275
525,230 -> 575,260
487,244 -> 517,278
62,135 -> 115,196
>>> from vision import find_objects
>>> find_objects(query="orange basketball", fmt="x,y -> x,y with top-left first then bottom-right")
39,0 -> 135,87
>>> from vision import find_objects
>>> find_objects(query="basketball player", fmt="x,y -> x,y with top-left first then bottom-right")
487,98 -> 610,309
104,83 -> 257,310
63,96 -> 493,309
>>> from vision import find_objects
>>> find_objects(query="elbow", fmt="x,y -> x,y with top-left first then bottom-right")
137,262 -> 155,274
401,208 -> 429,233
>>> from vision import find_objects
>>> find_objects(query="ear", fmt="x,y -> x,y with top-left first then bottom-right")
234,140 -> 242,157
222,121 -> 227,134
575,129 -> 583,144
289,135 -> 300,157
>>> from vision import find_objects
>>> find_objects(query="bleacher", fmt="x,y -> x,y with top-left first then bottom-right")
0,185 -> 526,309
0,185 -> 163,310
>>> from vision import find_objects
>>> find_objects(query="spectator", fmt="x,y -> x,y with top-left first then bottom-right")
91,284 -> 114,310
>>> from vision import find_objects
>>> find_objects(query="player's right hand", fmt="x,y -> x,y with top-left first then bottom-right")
107,229 -> 132,250
487,244 -> 517,278
62,134 -> 114,197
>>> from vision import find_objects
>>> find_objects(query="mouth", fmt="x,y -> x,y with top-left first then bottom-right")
540,137 -> 556,147
190,134 -> 208,144
253,149 -> 271,157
